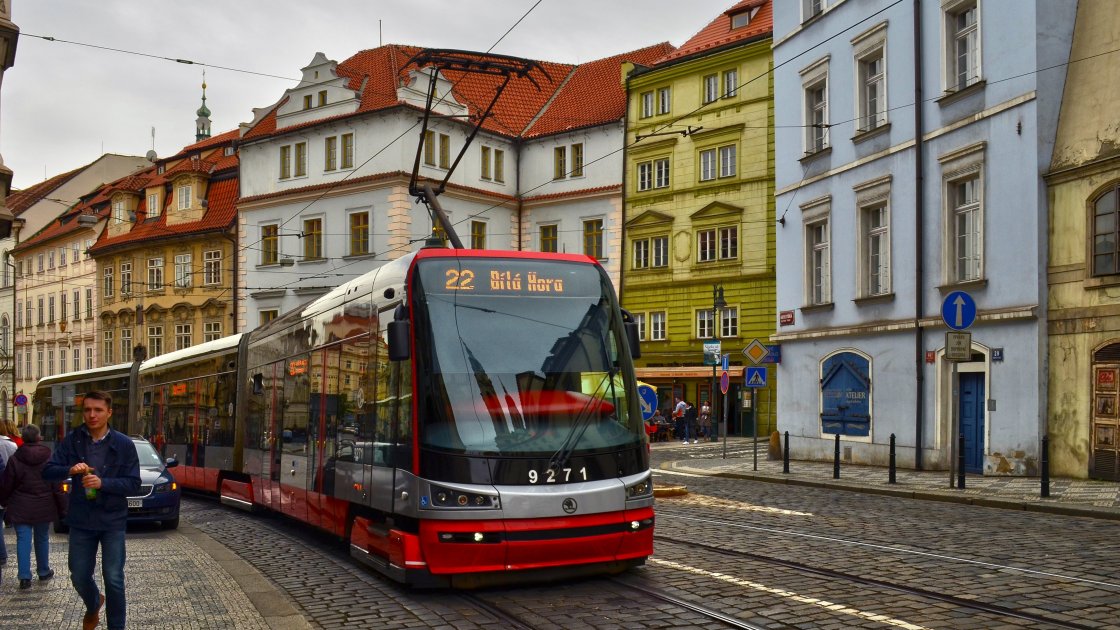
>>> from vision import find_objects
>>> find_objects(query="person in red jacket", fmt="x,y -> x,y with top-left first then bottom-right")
0,424 -> 58,590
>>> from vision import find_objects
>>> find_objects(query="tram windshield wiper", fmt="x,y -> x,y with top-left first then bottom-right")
548,366 -> 618,471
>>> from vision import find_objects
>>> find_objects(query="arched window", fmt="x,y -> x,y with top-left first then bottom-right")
820,350 -> 872,437
1,314 -> 8,352
1092,183 -> 1120,276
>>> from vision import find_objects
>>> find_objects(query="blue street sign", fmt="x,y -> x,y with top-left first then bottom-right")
761,345 -> 781,364
720,371 -> 730,395
941,291 -> 977,330
636,383 -> 658,421
722,353 -> 730,372
14,393 -> 27,406
745,366 -> 767,388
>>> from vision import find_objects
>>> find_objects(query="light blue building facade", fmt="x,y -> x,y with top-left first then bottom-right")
772,0 -> 1076,474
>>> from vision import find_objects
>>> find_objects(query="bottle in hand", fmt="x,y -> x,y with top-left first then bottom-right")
83,470 -> 97,500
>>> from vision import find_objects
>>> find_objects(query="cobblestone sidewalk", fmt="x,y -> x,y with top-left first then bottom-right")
0,522 -> 308,629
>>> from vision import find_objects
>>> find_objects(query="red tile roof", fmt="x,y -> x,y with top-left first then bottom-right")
241,43 -> 676,142
175,128 -> 241,156
521,184 -> 622,203
238,171 -> 517,206
524,43 -> 675,138
654,0 -> 773,65
6,164 -> 85,215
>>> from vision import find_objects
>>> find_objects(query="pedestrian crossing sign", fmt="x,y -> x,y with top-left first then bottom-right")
745,366 -> 767,388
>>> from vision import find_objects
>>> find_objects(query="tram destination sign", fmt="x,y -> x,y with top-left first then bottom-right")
421,259 -> 600,296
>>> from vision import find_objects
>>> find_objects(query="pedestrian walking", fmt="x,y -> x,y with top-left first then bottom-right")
684,401 -> 698,443
0,429 -> 17,570
0,424 -> 59,589
699,401 -> 712,439
44,391 -> 140,630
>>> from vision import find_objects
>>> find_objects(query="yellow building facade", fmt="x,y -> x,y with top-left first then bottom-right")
621,3 -> 775,434
1046,0 -> 1120,479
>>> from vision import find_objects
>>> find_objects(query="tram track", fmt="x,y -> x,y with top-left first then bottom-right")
607,577 -> 769,630
653,534 -> 1098,630
456,593 -> 538,629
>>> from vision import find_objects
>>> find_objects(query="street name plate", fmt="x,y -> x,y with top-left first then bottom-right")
945,331 -> 972,362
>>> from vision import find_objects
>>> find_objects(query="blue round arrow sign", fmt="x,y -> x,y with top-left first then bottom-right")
941,291 -> 977,330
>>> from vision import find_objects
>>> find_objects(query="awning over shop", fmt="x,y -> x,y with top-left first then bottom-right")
635,366 -> 745,380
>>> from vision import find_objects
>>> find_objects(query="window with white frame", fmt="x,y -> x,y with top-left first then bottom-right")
632,238 -> 650,269
493,149 -> 504,183
73,346 -> 81,372
697,309 -> 714,339
554,146 -> 566,180
174,253 -> 192,288
634,312 -> 646,341
700,149 -> 717,182
720,226 -> 738,259
26,351 -> 31,377
85,288 -> 93,318
103,267 -> 114,297
540,224 -> 558,253
175,324 -> 192,350
341,133 -> 354,169
944,0 -> 981,92
650,311 -> 666,341
802,196 -> 832,305
640,91 -> 654,118
47,349 -> 54,377
703,74 -> 719,104
480,145 -> 492,180
637,161 -> 653,191
48,250 -> 55,270
719,145 -> 736,178
86,347 -> 92,370
148,257 -> 164,291
655,158 -> 670,188
470,221 -> 487,249
720,306 -> 739,338
325,136 -> 338,171
103,330 -> 114,365
35,350 -> 41,379
801,58 -> 830,154
803,0 -> 825,21
48,296 -> 55,323
698,230 -> 717,263
112,199 -> 125,226
37,296 -> 43,325
280,145 -> 292,178
204,250 -> 222,285
855,175 -> 892,297
657,87 -> 671,115
854,24 -> 887,132
60,292 -> 66,321
148,192 -> 160,218
72,289 -> 80,321
177,184 -> 191,210
652,236 -> 668,267
15,301 -> 21,328
148,326 -> 164,357
120,329 -> 131,363
723,68 -> 738,98
349,211 -> 370,256
59,246 -> 66,267
120,262 -> 131,295
571,143 -> 584,177
204,321 -> 222,342
940,143 -> 985,283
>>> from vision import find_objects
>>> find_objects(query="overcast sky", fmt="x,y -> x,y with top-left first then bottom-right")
2,0 -> 733,190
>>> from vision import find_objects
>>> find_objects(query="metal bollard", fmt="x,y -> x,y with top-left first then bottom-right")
783,431 -> 790,474
957,433 -> 966,489
889,433 -> 896,484
833,433 -> 841,479
1041,434 -> 1050,498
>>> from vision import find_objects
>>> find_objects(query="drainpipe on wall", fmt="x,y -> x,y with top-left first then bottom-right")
913,0 -> 926,470
619,73 -> 632,298
515,138 -> 523,251
224,222 -> 239,334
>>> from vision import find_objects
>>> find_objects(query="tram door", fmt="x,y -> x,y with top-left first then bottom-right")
307,346 -> 341,531
280,353 -> 311,522
261,362 -> 283,510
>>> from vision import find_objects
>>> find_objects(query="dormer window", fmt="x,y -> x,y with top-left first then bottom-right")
148,192 -> 160,218
178,184 -> 192,210
112,200 -> 126,226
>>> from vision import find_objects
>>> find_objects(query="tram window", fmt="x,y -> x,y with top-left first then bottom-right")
283,353 -> 311,454
252,373 -> 264,395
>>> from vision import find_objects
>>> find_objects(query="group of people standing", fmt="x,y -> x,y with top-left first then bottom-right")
663,397 -> 712,444
0,392 -> 141,630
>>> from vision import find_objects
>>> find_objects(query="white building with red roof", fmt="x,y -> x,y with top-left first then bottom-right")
235,43 -> 672,328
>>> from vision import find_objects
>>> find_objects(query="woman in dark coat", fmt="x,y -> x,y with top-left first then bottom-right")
0,424 -> 57,589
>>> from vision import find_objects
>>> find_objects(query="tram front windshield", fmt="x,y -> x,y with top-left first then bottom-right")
415,258 -> 641,457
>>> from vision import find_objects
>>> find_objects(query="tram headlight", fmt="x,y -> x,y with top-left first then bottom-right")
427,484 -> 500,510
626,478 -> 653,499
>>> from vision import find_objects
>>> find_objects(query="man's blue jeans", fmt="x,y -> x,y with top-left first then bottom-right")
14,522 -> 52,580
68,526 -> 126,630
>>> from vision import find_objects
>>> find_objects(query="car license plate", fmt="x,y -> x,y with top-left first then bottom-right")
128,499 -> 142,508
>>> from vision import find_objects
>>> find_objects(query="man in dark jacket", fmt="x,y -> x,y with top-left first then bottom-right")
0,424 -> 58,589
44,391 -> 140,630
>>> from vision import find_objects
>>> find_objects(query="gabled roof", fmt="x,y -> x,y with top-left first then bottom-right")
654,0 -> 772,65
6,164 -> 85,216
241,43 -> 678,142
90,176 -> 238,254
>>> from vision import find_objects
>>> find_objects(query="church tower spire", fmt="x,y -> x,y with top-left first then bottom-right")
195,70 -> 211,141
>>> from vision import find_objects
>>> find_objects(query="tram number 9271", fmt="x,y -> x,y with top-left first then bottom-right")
528,467 -> 589,484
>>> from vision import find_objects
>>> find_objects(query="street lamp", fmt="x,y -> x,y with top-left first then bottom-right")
711,285 -> 726,442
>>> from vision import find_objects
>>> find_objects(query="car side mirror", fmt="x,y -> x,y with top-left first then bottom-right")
165,457 -> 179,468
251,373 -> 264,395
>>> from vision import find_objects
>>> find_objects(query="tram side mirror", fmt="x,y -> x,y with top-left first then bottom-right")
251,373 -> 264,395
388,304 -> 411,361
620,309 -> 641,359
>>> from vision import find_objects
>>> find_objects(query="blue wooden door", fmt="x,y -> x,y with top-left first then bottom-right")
959,373 -> 985,473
